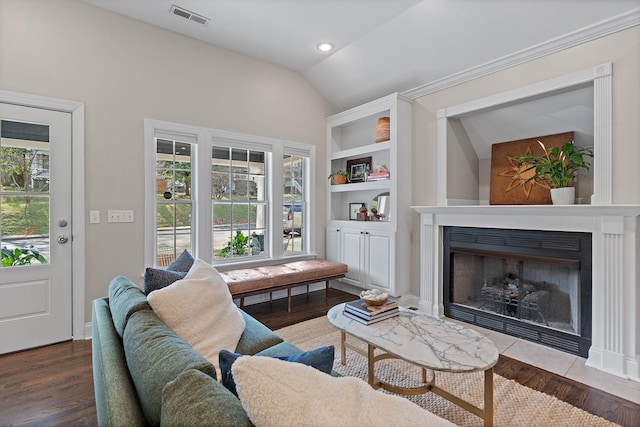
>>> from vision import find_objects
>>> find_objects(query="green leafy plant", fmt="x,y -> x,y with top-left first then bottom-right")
220,230 -> 251,257
515,141 -> 593,189
1,246 -> 47,267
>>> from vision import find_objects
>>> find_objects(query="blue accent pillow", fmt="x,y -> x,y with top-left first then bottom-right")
143,250 -> 194,294
167,249 -> 194,272
143,269 -> 187,294
219,346 -> 335,397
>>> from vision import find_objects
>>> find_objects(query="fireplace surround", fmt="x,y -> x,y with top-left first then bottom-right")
412,205 -> 640,381
443,226 -> 592,357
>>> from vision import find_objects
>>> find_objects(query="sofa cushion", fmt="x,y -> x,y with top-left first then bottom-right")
232,356 -> 457,427
219,346 -> 334,397
253,340 -> 302,358
147,259 -> 246,379
161,369 -> 251,427
234,309 -> 284,355
123,309 -> 217,426
144,249 -> 194,294
108,276 -> 151,337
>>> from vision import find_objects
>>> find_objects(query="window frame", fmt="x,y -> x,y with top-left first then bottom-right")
144,119 -> 315,269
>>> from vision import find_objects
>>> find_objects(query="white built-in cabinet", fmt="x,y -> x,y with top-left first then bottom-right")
326,93 -> 412,297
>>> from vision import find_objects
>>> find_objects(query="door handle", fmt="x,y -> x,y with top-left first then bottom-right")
57,235 -> 69,244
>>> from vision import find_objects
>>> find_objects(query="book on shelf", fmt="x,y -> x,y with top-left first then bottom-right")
365,172 -> 390,182
344,299 -> 398,317
343,309 -> 399,325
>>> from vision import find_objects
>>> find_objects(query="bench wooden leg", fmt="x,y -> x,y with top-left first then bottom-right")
287,288 -> 292,312
240,297 -> 245,309
325,280 -> 330,300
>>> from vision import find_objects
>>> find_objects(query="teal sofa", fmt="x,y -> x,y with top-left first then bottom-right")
92,276 -> 306,426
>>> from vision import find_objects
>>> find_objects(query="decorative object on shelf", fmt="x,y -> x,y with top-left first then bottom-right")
373,117 -> 390,143
349,203 -> 363,220
514,139 -> 593,205
370,193 -> 390,221
366,164 -> 390,182
346,157 -> 372,183
359,289 -> 389,306
328,170 -> 349,185
549,187 -> 576,205
490,132 -> 579,205
357,204 -> 369,221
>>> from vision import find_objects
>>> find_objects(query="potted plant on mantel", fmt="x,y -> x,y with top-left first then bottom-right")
328,170 -> 349,185
515,140 -> 593,205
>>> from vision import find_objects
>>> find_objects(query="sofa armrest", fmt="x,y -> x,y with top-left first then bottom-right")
92,298 -> 146,427
234,309 -> 284,355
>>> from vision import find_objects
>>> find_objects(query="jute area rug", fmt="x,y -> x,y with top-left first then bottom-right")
276,316 -> 618,427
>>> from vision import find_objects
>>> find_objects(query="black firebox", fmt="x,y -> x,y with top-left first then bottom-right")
443,226 -> 592,357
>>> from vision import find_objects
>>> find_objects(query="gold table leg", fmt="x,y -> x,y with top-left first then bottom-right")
484,368 -> 494,427
367,344 -> 376,386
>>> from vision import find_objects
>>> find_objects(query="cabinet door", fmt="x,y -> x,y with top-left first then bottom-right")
326,228 -> 340,263
340,228 -> 365,288
365,231 -> 393,291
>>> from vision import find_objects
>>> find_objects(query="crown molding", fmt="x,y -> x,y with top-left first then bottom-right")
403,8 -> 640,99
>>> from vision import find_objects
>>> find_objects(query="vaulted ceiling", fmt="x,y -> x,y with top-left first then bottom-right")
81,0 -> 639,112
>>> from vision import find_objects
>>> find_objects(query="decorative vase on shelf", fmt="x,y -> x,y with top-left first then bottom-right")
331,174 -> 347,185
550,187 -> 575,205
374,117 -> 390,143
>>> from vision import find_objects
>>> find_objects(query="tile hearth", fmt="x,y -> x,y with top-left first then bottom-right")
449,317 -> 640,405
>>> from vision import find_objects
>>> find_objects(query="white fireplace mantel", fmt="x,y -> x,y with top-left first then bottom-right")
412,204 -> 640,382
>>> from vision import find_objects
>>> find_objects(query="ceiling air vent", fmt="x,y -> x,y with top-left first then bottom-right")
170,5 -> 210,26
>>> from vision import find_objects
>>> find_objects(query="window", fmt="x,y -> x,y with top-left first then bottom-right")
212,146 -> 267,260
282,152 -> 307,253
145,120 -> 314,267
154,138 -> 192,266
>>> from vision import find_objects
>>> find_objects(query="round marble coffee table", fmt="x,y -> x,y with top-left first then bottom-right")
328,303 -> 499,427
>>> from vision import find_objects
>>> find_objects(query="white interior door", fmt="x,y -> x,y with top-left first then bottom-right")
0,103 -> 72,354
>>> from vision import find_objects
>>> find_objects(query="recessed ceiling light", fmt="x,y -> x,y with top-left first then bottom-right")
317,42 -> 334,52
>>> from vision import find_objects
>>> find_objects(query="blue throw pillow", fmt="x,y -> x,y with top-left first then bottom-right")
143,250 -> 194,294
167,249 -> 194,272
219,346 -> 335,397
143,268 -> 187,294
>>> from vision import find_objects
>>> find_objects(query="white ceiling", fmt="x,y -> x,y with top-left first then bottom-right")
81,0 -> 639,112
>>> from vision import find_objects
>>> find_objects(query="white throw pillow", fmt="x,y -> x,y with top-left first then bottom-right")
232,356 -> 456,427
147,259 -> 245,380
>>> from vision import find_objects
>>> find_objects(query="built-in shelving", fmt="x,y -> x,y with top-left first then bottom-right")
326,93 -> 413,297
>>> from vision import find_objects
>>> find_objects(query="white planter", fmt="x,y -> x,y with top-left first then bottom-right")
550,187 -> 575,205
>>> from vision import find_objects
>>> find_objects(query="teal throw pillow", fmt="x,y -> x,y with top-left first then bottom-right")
219,346 -> 335,397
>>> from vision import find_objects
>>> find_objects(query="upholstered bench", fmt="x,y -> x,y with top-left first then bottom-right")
219,259 -> 348,312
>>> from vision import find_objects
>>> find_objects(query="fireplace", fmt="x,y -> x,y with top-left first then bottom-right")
443,227 -> 592,357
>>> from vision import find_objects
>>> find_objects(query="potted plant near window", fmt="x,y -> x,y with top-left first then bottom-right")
515,140 -> 593,205
328,170 -> 349,185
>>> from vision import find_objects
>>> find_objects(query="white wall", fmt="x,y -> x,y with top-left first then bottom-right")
0,0 -> 334,323
410,26 -> 640,295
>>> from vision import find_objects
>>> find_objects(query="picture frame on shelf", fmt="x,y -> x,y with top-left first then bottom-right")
346,157 -> 372,182
349,203 -> 363,220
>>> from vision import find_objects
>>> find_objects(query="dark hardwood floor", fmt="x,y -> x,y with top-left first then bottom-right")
0,288 -> 638,426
